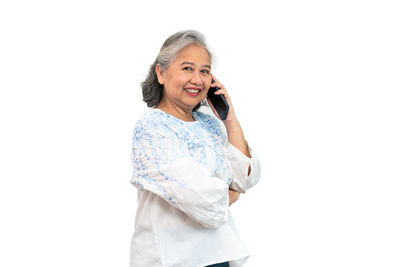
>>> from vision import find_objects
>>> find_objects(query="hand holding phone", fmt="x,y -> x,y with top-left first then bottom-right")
207,79 -> 230,120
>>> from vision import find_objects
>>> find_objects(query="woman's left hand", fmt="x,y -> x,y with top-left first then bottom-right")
228,189 -> 241,206
206,75 -> 238,124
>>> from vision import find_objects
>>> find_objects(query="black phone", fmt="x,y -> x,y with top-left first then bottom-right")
207,80 -> 229,120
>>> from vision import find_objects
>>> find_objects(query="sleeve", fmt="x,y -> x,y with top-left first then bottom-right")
223,140 -> 261,193
131,122 -> 230,229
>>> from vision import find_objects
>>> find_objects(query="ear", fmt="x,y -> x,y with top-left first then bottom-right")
155,64 -> 165,85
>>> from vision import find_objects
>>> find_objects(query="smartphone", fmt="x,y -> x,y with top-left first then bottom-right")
207,80 -> 229,120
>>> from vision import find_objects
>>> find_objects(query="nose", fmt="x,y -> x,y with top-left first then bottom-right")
190,71 -> 202,86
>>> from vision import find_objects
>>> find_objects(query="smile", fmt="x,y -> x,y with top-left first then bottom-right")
184,88 -> 201,94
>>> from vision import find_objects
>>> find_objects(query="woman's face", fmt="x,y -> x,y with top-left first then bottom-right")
156,44 -> 212,111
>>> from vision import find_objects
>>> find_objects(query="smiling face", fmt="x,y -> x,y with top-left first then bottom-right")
155,44 -> 212,114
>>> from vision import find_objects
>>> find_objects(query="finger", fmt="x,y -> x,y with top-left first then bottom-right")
211,81 -> 223,89
210,74 -> 231,101
210,75 -> 226,90
215,88 -> 226,95
211,75 -> 222,86
215,89 -> 230,101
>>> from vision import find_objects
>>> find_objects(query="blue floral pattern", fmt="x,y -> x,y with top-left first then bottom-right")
131,109 -> 232,205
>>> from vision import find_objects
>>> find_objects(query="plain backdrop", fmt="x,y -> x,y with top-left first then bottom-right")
1,0 -> 399,266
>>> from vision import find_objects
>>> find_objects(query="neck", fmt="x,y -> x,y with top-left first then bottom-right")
157,100 -> 195,122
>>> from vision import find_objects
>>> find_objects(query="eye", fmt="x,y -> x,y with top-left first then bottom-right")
201,69 -> 210,74
183,66 -> 192,71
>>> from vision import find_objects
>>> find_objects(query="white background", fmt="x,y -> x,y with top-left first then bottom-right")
1,0 -> 399,266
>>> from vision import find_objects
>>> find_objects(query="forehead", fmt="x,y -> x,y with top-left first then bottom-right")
174,44 -> 210,65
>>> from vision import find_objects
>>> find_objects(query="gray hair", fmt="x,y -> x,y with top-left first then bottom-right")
141,30 -> 212,111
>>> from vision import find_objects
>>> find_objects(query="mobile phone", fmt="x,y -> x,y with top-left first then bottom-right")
207,80 -> 229,120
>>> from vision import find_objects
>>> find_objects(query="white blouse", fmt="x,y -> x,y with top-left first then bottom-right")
130,108 -> 261,267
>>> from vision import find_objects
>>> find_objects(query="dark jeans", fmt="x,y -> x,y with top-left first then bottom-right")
205,262 -> 229,267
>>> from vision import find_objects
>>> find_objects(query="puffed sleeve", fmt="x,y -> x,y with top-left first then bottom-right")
223,140 -> 261,193
131,119 -> 230,229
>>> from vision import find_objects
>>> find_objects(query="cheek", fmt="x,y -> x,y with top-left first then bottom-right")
204,76 -> 212,86
171,75 -> 191,90
165,73 -> 185,88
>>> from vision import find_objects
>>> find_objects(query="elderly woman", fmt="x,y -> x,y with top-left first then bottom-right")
130,30 -> 261,267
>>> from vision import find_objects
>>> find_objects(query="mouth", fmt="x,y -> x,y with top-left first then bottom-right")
184,87 -> 202,96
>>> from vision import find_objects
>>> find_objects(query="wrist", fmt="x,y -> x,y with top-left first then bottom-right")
223,116 -> 240,129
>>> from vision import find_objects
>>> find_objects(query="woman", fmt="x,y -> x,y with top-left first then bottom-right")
130,30 -> 261,267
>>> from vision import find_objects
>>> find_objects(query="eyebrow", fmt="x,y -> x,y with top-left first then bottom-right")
181,61 -> 211,69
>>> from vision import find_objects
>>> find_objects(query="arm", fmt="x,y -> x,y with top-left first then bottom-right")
224,119 -> 251,175
208,76 -> 261,193
224,142 -> 261,193
208,77 -> 250,158
131,123 -> 230,229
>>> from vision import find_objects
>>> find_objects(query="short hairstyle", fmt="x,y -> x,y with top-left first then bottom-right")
141,30 -> 212,111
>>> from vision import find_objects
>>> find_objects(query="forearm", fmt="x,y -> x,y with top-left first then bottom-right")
224,118 -> 252,176
224,118 -> 250,158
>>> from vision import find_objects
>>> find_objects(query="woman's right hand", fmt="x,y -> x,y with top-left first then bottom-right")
228,189 -> 240,206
